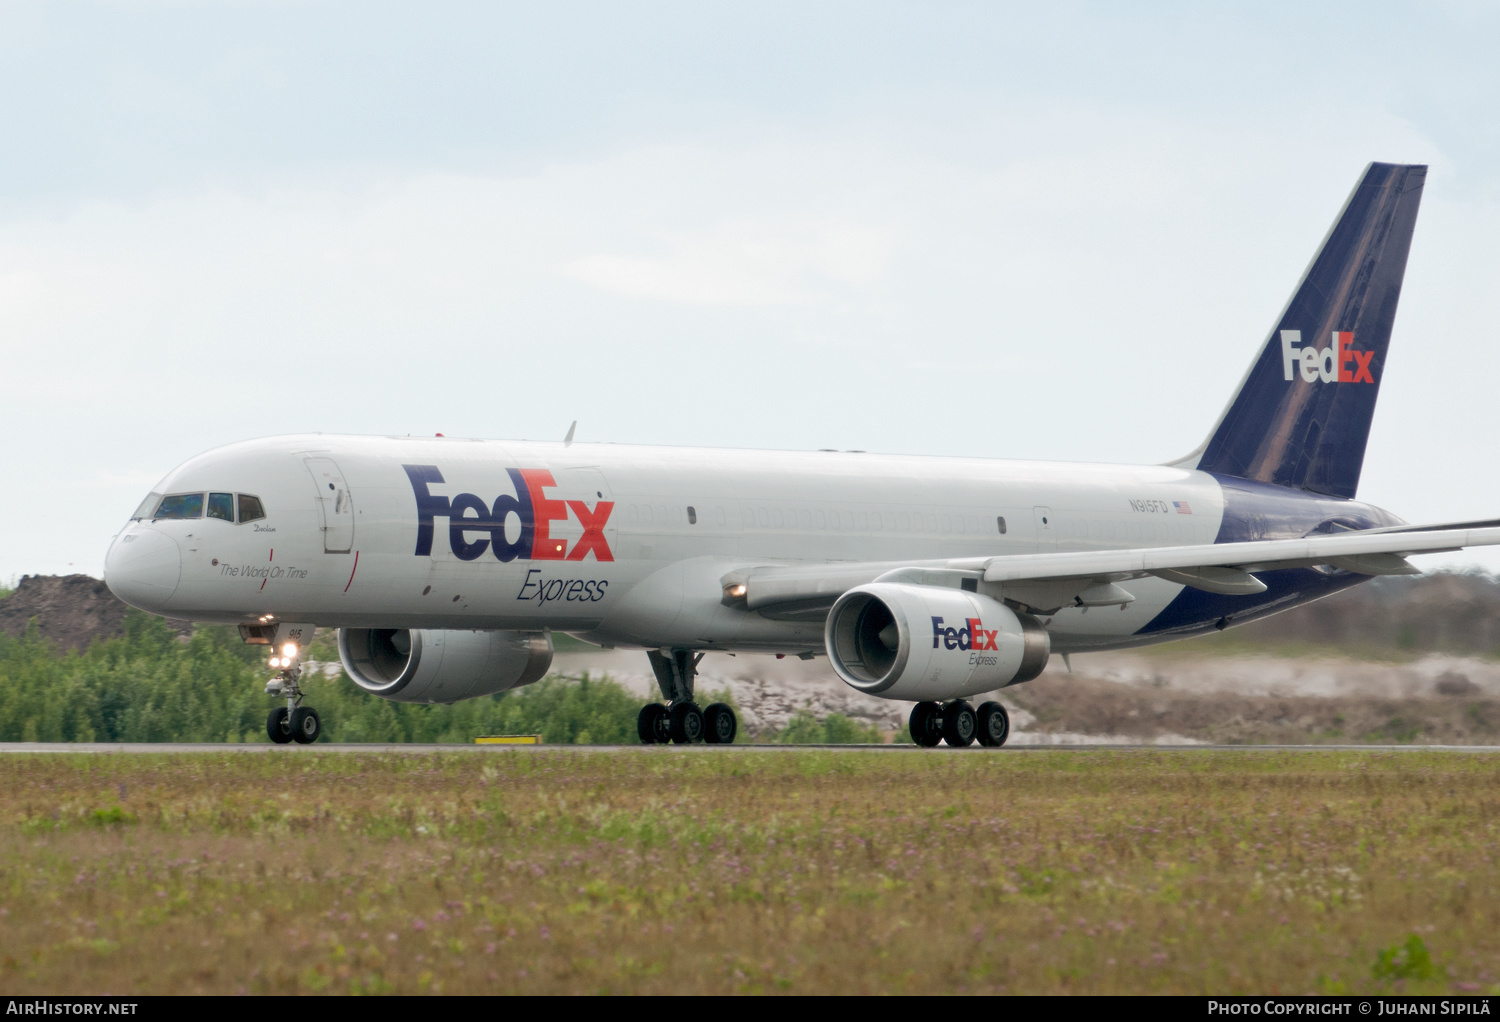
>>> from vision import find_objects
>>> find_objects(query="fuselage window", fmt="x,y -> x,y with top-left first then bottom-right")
687,506 -> 697,525
997,515 -> 1007,534
154,493 -> 204,519
815,509 -> 826,529
132,493 -> 163,520
238,494 -> 266,523
207,492 -> 234,522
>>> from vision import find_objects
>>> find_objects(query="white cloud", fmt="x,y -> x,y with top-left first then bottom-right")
565,219 -> 892,305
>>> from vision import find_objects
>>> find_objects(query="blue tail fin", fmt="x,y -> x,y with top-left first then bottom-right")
1188,162 -> 1426,499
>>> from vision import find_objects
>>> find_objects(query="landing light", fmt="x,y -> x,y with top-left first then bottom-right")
725,583 -> 747,599
281,642 -> 298,658
268,657 -> 280,668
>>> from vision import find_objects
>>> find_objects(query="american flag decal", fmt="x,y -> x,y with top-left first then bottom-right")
1173,501 -> 1192,515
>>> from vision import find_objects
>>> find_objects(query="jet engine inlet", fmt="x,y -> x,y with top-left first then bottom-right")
825,583 -> 1049,702
343,628 -> 420,692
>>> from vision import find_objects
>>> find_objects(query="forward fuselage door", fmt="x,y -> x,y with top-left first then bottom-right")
305,457 -> 355,553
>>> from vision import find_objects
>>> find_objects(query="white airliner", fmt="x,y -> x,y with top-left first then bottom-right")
104,162 -> 1500,747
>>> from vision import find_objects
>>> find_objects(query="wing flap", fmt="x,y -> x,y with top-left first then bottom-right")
1150,566 -> 1267,595
970,526 -> 1500,583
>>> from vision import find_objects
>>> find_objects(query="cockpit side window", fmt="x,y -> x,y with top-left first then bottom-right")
154,493 -> 204,519
238,494 -> 266,523
132,493 -> 163,520
207,492 -> 234,522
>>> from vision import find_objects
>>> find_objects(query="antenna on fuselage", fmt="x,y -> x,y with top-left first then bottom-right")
563,420 -> 577,446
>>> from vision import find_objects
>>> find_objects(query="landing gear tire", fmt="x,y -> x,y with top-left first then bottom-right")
703,703 -> 737,745
637,703 -> 669,745
976,701 -> 1010,747
290,706 -> 321,745
668,702 -> 705,744
267,706 -> 293,745
909,701 -> 942,747
942,700 -> 977,747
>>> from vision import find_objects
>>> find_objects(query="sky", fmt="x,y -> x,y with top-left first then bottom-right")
3,1 -> 1500,581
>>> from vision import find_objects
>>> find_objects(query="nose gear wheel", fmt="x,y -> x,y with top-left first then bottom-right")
267,706 -> 293,744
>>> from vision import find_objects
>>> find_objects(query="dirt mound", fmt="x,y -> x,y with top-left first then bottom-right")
0,574 -> 191,652
1236,570 -> 1500,653
1001,671 -> 1500,745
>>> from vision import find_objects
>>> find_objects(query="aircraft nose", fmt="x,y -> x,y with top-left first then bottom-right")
105,529 -> 181,612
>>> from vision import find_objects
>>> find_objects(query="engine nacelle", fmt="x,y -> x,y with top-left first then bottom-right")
825,583 -> 1049,701
337,628 -> 552,704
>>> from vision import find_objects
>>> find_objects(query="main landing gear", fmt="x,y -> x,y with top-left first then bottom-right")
266,664 -> 321,745
909,699 -> 1010,748
637,649 -> 737,745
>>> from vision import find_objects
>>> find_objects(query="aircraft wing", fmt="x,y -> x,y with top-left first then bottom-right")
728,522 -> 1500,617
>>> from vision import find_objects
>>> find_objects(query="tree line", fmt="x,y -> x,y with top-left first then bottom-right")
0,609 -> 883,744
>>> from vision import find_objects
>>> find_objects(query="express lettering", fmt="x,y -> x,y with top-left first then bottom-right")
931,615 -> 999,652
1280,330 -> 1375,384
403,465 -> 615,562
517,569 -> 609,604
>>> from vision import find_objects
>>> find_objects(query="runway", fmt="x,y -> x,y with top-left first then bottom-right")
2,742 -> 1498,753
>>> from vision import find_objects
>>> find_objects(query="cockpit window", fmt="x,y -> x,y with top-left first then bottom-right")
132,493 -> 163,520
207,492 -> 234,522
154,493 -> 204,519
238,494 -> 266,523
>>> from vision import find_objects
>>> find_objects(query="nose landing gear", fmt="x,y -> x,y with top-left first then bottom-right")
265,664 -> 321,745
637,649 -> 736,745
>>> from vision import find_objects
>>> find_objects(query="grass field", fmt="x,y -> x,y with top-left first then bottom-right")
1,749 -> 1497,995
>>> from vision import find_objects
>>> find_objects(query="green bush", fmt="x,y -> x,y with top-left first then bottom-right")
0,610 -> 645,744
310,671 -> 643,745
772,709 -> 884,744
1371,935 -> 1436,981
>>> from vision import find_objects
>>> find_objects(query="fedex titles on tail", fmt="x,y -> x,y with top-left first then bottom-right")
1280,330 -> 1375,384
403,465 -> 613,563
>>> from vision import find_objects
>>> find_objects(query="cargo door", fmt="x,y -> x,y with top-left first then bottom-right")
305,457 -> 355,553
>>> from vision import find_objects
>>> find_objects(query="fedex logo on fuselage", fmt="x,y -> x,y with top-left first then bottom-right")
403,464 -> 614,563
1280,330 -> 1375,384
931,616 -> 998,651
